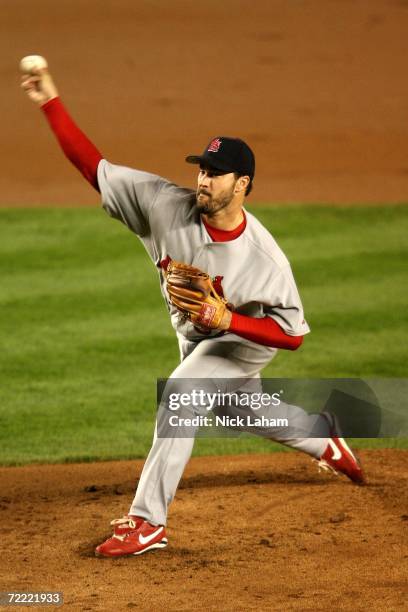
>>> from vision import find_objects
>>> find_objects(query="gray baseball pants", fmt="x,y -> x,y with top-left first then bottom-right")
130,333 -> 329,525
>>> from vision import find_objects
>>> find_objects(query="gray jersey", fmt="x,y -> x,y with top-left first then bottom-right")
97,160 -> 310,341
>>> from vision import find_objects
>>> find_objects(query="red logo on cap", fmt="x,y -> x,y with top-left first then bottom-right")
208,138 -> 222,153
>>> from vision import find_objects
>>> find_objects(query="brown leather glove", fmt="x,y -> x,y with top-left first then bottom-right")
166,261 -> 232,331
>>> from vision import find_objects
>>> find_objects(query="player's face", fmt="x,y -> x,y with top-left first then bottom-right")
196,167 -> 237,215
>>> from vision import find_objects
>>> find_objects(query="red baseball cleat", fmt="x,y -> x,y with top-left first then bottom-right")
95,515 -> 168,557
317,413 -> 365,484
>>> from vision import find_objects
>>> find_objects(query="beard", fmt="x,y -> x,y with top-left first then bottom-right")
195,186 -> 235,216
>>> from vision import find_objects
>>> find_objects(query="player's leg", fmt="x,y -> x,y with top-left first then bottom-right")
96,334 -> 271,556
205,335 -> 330,455
129,334 -> 272,525
190,338 -> 364,482
215,392 -> 330,457
206,345 -> 363,483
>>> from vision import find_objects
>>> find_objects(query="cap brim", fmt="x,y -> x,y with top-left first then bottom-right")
185,155 -> 235,174
185,155 -> 203,165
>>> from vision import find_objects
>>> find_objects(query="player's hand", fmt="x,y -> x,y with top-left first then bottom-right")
20,68 -> 58,107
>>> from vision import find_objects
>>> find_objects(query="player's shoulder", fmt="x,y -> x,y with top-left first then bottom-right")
244,210 -> 290,269
156,178 -> 196,203
98,159 -> 196,205
98,159 -> 162,184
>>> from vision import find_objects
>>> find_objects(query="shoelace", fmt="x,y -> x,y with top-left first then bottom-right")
110,516 -> 139,541
110,516 -> 137,529
314,458 -> 339,476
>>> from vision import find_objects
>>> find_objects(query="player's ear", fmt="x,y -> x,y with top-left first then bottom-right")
235,175 -> 250,194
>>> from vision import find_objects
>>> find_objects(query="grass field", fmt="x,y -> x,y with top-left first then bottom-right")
1,205 -> 407,465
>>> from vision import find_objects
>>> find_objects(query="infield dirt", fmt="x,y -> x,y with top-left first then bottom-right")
1,451 -> 407,611
2,0 -> 408,206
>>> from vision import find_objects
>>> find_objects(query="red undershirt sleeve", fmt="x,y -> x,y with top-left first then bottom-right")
229,312 -> 303,350
41,97 -> 103,191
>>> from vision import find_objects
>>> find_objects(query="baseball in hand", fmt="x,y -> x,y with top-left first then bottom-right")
20,55 -> 48,74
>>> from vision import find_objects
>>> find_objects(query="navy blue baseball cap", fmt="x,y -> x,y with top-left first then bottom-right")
186,136 -> 255,180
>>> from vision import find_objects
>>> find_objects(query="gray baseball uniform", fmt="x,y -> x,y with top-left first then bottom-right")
97,160 -> 329,526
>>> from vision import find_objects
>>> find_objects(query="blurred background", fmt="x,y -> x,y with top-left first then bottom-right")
1,0 -> 407,464
2,0 -> 408,206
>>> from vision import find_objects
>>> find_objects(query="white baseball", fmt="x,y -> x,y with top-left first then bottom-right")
20,55 -> 48,74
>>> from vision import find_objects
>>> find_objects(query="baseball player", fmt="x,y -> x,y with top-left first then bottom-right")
21,63 -> 365,558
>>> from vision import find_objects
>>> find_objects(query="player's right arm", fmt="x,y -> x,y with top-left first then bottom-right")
21,64 -> 165,235
21,67 -> 102,190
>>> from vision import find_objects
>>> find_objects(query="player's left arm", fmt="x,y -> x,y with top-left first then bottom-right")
165,261 -> 305,349
228,313 -> 303,350
226,261 -> 308,348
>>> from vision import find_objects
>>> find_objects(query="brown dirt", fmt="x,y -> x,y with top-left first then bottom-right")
1,451 -> 407,611
2,0 -> 408,206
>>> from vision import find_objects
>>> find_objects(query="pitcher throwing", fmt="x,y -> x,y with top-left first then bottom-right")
21,59 -> 365,558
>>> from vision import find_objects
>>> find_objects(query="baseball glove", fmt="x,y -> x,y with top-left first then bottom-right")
165,261 -> 230,331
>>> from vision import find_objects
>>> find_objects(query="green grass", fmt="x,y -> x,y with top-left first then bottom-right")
0,205 -> 407,465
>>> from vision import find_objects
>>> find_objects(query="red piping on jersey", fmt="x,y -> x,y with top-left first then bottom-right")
41,97 -> 102,190
229,313 -> 303,350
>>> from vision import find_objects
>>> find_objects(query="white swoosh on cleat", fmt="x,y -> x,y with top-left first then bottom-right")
139,527 -> 164,545
328,439 -> 342,461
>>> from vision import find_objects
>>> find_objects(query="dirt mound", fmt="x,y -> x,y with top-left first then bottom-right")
1,451 -> 406,610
